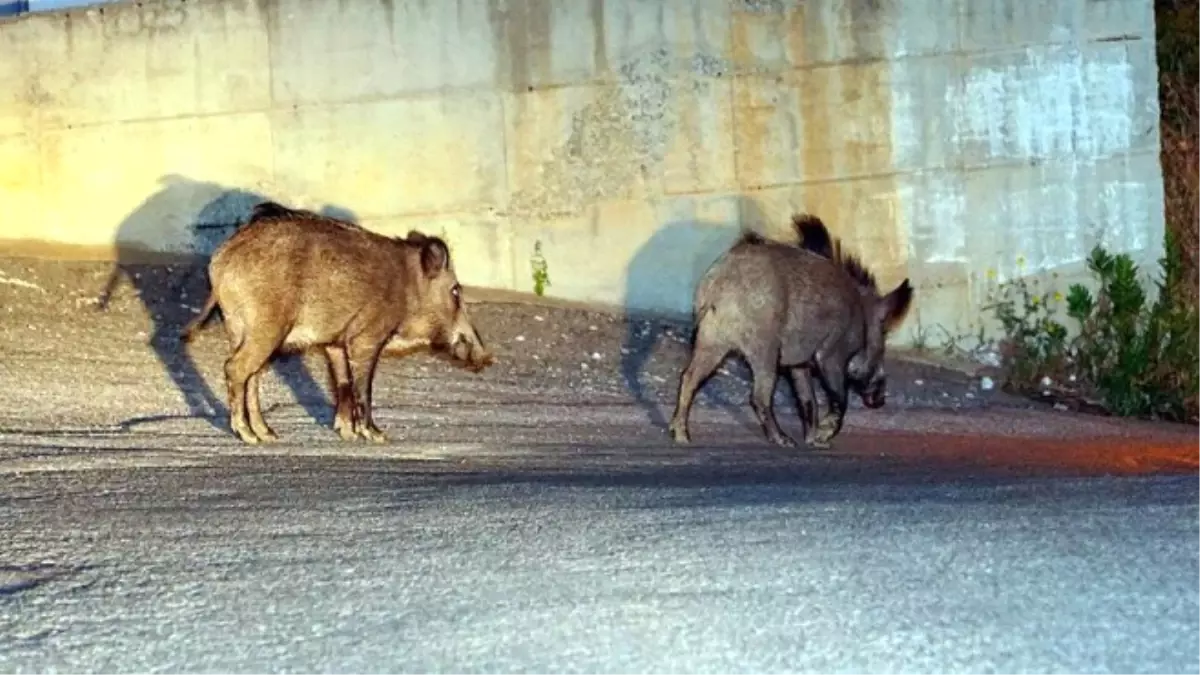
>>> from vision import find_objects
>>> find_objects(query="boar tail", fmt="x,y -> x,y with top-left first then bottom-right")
179,292 -> 219,342
686,301 -> 715,348
793,213 -> 836,258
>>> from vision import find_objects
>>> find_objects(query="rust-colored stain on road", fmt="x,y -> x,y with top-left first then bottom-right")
838,431 -> 1199,478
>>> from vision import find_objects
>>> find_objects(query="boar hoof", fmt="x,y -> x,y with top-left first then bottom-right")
806,436 -> 832,450
767,432 -> 798,448
233,428 -> 262,445
811,415 -> 840,445
668,423 -> 691,445
249,421 -> 279,443
355,424 -> 389,444
333,417 -> 358,442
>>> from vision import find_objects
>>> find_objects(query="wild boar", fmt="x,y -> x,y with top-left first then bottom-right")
181,202 -> 493,444
227,202 -> 480,360
668,213 -> 913,448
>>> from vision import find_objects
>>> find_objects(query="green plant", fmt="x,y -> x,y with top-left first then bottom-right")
1067,237 -> 1199,420
530,240 -> 550,297
985,243 -> 1199,423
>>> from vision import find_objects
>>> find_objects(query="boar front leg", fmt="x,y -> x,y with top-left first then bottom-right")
347,339 -> 388,443
746,348 -> 796,448
787,366 -> 826,448
324,345 -> 359,441
812,354 -> 849,445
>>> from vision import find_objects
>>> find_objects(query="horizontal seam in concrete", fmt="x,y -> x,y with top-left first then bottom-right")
952,149 -> 1165,173
1093,34 -> 1145,43
31,106 -> 274,134
734,147 -> 1164,193
733,36 -> 1152,75
22,74 -> 686,133
273,83 -> 503,110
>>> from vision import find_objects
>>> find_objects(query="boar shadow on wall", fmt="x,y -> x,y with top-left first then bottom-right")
621,196 -> 784,434
96,174 -> 355,433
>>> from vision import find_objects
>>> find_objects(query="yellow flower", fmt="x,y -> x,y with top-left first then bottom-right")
986,269 -> 997,280
1031,295 -> 1040,306
1053,291 -> 1063,302
1016,255 -> 1026,269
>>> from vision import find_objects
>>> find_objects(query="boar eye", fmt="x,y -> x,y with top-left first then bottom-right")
451,284 -> 461,300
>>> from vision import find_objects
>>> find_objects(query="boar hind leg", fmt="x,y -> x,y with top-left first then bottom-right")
812,356 -> 849,445
324,345 -> 358,441
788,366 -> 825,448
668,331 -> 730,444
224,338 -> 280,445
245,370 -> 279,442
347,340 -> 387,443
746,349 -> 796,448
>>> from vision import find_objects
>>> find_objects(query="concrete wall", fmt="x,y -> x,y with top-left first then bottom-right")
0,0 -> 1164,344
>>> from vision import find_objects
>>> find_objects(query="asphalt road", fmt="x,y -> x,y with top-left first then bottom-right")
2,447 -> 1197,675
2,253 -> 1197,674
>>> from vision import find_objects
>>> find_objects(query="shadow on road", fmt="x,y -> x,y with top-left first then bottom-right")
620,196 -> 782,432
367,451 -> 1045,509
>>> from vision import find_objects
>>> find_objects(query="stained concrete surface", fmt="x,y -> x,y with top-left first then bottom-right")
0,0 -> 1167,340
0,257 -> 1197,673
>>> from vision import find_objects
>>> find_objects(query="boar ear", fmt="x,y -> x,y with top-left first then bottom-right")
876,278 -> 914,332
406,230 -> 428,245
420,238 -> 451,277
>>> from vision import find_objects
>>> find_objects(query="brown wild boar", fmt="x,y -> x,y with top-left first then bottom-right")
184,202 -> 495,434
202,201 -> 477,360
668,213 -> 913,448
181,201 -> 493,444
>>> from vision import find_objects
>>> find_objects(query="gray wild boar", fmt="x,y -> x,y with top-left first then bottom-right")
181,202 -> 493,444
668,213 -> 913,448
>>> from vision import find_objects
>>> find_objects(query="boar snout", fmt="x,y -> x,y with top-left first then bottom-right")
854,375 -> 887,409
862,389 -> 886,409
447,315 -> 495,373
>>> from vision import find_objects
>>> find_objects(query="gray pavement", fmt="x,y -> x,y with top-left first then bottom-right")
2,445 -> 1197,674
1,259 -> 1198,674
